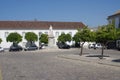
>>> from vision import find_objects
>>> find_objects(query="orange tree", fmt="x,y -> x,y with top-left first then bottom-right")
78,26 -> 95,56
116,28 -> 120,39
0,38 -> 2,44
25,32 -> 38,44
58,33 -> 72,43
6,32 -> 22,44
96,24 -> 117,59
39,33 -> 48,44
73,31 -> 81,47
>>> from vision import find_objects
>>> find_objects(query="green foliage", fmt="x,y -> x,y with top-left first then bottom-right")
73,26 -> 95,43
90,31 -> 96,42
66,33 -> 72,42
96,26 -> 107,44
95,23 -> 117,59
0,38 -> 2,44
39,34 -> 48,44
25,32 -> 38,42
116,28 -> 120,39
96,24 -> 117,44
58,33 -> 72,43
73,32 -> 81,43
78,26 -> 93,42
76,26 -> 95,56
6,32 -> 22,43
58,33 -> 66,43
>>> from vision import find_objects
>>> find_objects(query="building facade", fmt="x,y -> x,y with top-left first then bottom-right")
107,10 -> 120,28
0,21 -> 85,48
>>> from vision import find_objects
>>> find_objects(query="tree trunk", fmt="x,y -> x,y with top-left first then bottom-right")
79,42 -> 84,56
100,44 -> 104,59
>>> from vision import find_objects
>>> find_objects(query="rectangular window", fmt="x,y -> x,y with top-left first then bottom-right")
45,32 -> 48,35
22,32 -> 25,38
55,32 -> 59,37
61,32 -> 65,34
5,32 -> 9,38
39,32 -> 42,37
118,18 -> 120,28
69,32 -> 72,36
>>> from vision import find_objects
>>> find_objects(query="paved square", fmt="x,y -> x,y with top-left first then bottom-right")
0,49 -> 120,80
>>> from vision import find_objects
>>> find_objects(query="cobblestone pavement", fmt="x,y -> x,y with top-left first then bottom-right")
0,48 -> 120,80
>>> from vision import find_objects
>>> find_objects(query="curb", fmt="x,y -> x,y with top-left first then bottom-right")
36,48 -> 77,52
58,55 -> 120,67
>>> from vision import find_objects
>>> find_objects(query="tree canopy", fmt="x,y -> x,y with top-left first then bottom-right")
6,32 -> 22,43
0,38 -> 2,44
96,23 -> 117,59
39,34 -> 48,44
58,33 -> 66,43
116,28 -> 120,39
96,24 -> 117,45
79,26 -> 93,42
65,33 -> 72,42
73,32 -> 81,43
57,33 -> 72,43
77,26 -> 95,55
25,32 -> 38,42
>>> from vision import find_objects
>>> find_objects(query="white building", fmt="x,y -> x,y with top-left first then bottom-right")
0,21 -> 85,49
107,10 -> 120,28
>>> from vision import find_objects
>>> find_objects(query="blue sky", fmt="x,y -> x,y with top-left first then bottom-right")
0,0 -> 120,27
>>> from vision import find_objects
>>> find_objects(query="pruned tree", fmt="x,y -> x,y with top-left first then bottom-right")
116,28 -> 120,39
25,32 -> 38,44
78,26 -> 94,56
65,33 -> 72,42
58,33 -> 72,43
58,33 -> 66,43
96,23 -> 117,59
6,32 -> 22,44
39,33 -> 48,44
73,32 -> 81,47
0,38 -> 2,44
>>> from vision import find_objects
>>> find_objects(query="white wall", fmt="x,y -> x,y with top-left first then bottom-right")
0,29 -> 77,48
108,16 -> 120,28
115,17 -> 119,28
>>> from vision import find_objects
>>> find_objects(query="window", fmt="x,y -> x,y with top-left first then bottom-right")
45,32 -> 48,35
5,32 -> 9,38
118,18 -> 120,28
39,32 -> 42,37
69,32 -> 72,36
61,32 -> 65,34
55,32 -> 59,37
22,32 -> 25,38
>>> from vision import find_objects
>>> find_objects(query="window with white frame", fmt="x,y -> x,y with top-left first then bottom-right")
61,32 -> 65,34
5,32 -> 9,38
45,32 -> 48,35
55,32 -> 59,37
39,32 -> 42,37
22,32 -> 25,38
69,32 -> 72,36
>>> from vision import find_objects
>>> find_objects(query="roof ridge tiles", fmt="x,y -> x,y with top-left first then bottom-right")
0,21 -> 85,30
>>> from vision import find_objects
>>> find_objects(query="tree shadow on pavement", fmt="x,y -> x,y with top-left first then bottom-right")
86,55 -> 110,59
74,53 -> 89,55
112,59 -> 120,63
86,55 -> 109,57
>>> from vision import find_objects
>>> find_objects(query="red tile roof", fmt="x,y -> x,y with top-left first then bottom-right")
0,21 -> 85,30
